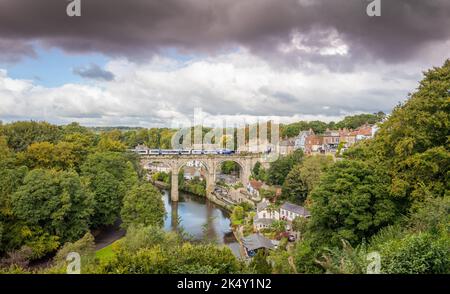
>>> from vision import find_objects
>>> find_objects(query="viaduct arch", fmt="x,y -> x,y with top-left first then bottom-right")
141,155 -> 261,201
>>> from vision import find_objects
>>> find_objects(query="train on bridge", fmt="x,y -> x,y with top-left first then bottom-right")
131,146 -> 236,156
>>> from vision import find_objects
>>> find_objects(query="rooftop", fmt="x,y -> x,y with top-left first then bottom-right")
241,233 -> 275,251
280,202 -> 311,217
256,201 -> 269,212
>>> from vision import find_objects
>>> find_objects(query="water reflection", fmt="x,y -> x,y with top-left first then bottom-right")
162,190 -> 234,244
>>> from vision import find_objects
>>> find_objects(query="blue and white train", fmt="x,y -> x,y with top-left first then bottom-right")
131,147 -> 235,156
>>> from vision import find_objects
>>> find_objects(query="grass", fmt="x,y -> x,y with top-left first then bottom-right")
95,242 -> 118,263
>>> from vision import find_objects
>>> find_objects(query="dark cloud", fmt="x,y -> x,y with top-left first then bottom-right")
73,63 -> 115,81
0,38 -> 36,62
0,0 -> 449,68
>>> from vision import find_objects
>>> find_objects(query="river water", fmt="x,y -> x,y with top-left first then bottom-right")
161,190 -> 242,257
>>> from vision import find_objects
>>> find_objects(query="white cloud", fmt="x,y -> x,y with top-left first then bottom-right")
0,49 -> 427,127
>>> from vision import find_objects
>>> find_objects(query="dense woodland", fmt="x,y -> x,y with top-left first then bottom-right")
0,60 -> 448,274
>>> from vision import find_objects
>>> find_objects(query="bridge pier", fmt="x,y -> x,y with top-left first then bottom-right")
171,172 -> 179,202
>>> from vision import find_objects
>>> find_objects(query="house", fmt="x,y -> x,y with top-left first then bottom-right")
294,129 -> 314,151
279,138 -> 295,155
305,134 -> 323,154
280,202 -> 311,221
253,199 -> 279,232
339,128 -> 356,147
256,199 -> 280,220
351,124 -> 378,141
241,233 -> 275,256
253,217 -> 275,231
322,129 -> 340,151
246,180 -> 263,197
183,166 -> 202,180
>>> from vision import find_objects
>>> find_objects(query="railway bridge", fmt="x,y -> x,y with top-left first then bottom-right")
140,154 -> 264,201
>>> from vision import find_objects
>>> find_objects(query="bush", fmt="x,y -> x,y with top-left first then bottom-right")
378,232 -> 450,274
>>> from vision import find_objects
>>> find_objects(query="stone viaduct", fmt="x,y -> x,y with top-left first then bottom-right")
140,155 -> 264,201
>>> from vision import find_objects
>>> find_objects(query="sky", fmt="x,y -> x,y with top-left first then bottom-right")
0,0 -> 449,127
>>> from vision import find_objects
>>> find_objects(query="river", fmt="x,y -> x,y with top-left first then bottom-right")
161,190 -> 242,257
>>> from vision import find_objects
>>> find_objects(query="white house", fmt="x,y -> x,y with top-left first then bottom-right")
280,202 -> 311,221
256,199 -> 280,220
253,217 -> 275,231
294,129 -> 314,151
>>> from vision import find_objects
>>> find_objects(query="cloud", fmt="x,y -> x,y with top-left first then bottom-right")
0,0 -> 449,69
73,63 -> 115,81
0,50 -> 426,127
0,38 -> 36,63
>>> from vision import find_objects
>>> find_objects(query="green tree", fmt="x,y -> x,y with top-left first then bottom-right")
267,150 -> 304,185
121,183 -> 166,229
89,171 -> 126,227
230,205 -> 245,226
308,160 -> 397,247
221,161 -> 239,174
96,137 -> 126,152
378,232 -> 449,274
12,169 -> 93,244
270,220 -> 287,234
281,164 -> 306,204
335,113 -> 385,130
2,121 -> 62,152
282,155 -> 334,204
101,226 -> 241,274
249,250 -> 272,274
372,60 -> 450,207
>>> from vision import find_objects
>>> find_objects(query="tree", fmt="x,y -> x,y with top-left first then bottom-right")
230,206 -> 245,226
378,232 -> 450,274
252,161 -> 261,178
371,60 -> 450,207
81,152 -> 138,228
282,155 -> 333,204
0,136 -> 12,161
0,163 -> 28,254
297,155 -> 332,194
271,220 -> 287,234
81,152 -> 138,189
121,183 -> 166,229
249,250 -> 272,274
267,150 -> 304,185
281,164 -> 306,204
308,160 -> 397,247
335,113 -> 385,130
96,137 -> 126,152
221,161 -> 239,174
89,171 -> 126,227
292,217 -> 308,236
294,240 -> 323,273
2,121 -> 61,152
12,169 -> 93,243
20,141 -> 79,170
